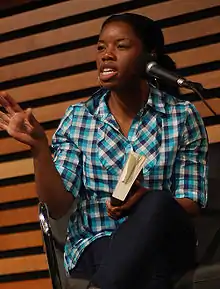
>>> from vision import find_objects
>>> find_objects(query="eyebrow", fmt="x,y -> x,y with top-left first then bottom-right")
98,38 -> 131,43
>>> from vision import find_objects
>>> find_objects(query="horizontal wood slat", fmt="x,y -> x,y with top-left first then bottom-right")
0,254 -> 48,275
0,45 -> 97,82
0,182 -> 36,204
0,230 -> 43,251
0,122 -> 219,202
2,0 -> 218,35
1,6 -> 220,59
193,98 -> 220,117
0,0 -> 130,34
1,41 -> 220,83
170,43 -> 220,69
7,70 -> 97,103
206,125 -> 220,144
164,16 -> 220,45
188,70 -> 220,90
0,205 -> 38,227
0,182 -> 36,203
2,279 -> 52,289
0,158 -> 33,179
4,67 -> 220,106
0,129 -> 55,156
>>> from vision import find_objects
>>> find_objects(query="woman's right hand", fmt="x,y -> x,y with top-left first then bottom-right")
0,91 -> 47,149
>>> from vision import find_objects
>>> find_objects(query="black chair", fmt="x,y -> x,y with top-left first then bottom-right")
39,143 -> 220,289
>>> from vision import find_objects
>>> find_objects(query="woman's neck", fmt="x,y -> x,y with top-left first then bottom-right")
108,80 -> 149,120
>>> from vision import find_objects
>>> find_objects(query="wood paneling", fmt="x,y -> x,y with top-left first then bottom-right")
170,43 -> 220,68
1,279 -> 52,289
206,125 -> 220,144
0,0 -> 34,11
1,4 -> 220,59
0,45 -> 97,82
0,0 -> 131,34
0,182 -> 36,203
7,71 -> 97,103
0,230 -> 43,250
0,0 -> 219,287
0,206 -> 38,227
0,254 -> 48,274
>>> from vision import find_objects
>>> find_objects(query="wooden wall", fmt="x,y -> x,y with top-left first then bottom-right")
0,0 -> 220,288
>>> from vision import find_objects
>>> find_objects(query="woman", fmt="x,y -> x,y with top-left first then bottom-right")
0,13 -> 208,289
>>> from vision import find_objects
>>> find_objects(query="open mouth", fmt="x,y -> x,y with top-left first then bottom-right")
100,68 -> 118,81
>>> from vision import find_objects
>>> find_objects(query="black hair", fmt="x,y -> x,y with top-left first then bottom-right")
101,13 -> 180,96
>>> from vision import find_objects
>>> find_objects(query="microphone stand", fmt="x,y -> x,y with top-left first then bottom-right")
187,82 -> 217,116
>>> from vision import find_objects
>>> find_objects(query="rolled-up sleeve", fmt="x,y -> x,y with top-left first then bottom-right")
172,103 -> 208,207
52,106 -> 82,198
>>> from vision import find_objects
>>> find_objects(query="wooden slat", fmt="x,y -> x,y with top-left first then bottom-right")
7,70 -> 97,103
206,125 -> 220,144
2,0 -> 218,35
0,230 -> 43,251
0,44 -> 97,82
0,254 -> 48,274
0,0 -> 130,34
4,66 -> 220,105
0,0 -> 34,11
0,95 -> 220,181
32,97 -> 88,123
0,129 -> 55,156
163,16 -> 220,44
0,182 -> 36,203
0,96 -> 219,160
193,98 -> 220,118
170,43 -> 220,69
1,279 -> 52,289
0,121 -> 219,160
1,40 -> 220,83
0,158 -> 33,179
188,70 -> 220,90
1,4 -> 220,59
0,205 -> 38,227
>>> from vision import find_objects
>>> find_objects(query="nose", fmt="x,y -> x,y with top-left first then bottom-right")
101,48 -> 116,62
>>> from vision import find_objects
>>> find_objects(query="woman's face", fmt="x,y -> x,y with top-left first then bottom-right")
96,21 -> 145,90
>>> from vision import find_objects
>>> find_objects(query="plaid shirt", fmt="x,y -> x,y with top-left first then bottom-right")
52,86 -> 208,274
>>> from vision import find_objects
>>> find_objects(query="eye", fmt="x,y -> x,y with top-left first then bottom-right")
97,43 -> 105,51
117,42 -> 130,49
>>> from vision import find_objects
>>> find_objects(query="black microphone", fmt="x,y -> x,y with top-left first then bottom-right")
146,61 -> 217,116
146,61 -> 202,90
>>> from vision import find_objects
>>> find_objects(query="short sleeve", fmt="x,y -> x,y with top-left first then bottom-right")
172,102 -> 208,207
52,106 -> 82,198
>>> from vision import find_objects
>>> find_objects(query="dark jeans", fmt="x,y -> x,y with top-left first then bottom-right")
71,190 -> 197,289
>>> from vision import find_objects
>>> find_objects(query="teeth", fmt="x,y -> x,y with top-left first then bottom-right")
103,68 -> 114,72
102,68 -> 116,75
102,71 -> 114,75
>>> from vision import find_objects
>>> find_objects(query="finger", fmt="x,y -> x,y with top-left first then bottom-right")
0,111 -> 10,124
0,91 -> 23,115
0,118 -> 8,130
121,187 -> 148,211
26,108 -> 37,124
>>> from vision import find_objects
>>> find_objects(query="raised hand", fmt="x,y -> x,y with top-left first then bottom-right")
0,91 -> 47,148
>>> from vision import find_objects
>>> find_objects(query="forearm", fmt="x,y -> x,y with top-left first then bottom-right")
32,140 -> 74,218
175,197 -> 200,217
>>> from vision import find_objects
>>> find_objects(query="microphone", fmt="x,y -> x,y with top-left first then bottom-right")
146,61 -> 217,116
146,61 -> 202,90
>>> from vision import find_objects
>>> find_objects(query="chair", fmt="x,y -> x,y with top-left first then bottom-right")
39,143 -> 220,289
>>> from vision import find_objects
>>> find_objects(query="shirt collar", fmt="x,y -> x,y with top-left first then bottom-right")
85,85 -> 167,119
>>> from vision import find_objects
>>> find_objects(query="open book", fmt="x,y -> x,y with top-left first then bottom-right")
111,151 -> 147,205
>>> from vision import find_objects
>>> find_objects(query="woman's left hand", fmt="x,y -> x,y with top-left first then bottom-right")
106,181 -> 149,220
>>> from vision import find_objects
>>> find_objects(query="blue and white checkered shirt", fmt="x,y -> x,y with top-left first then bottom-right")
52,86 -> 208,274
